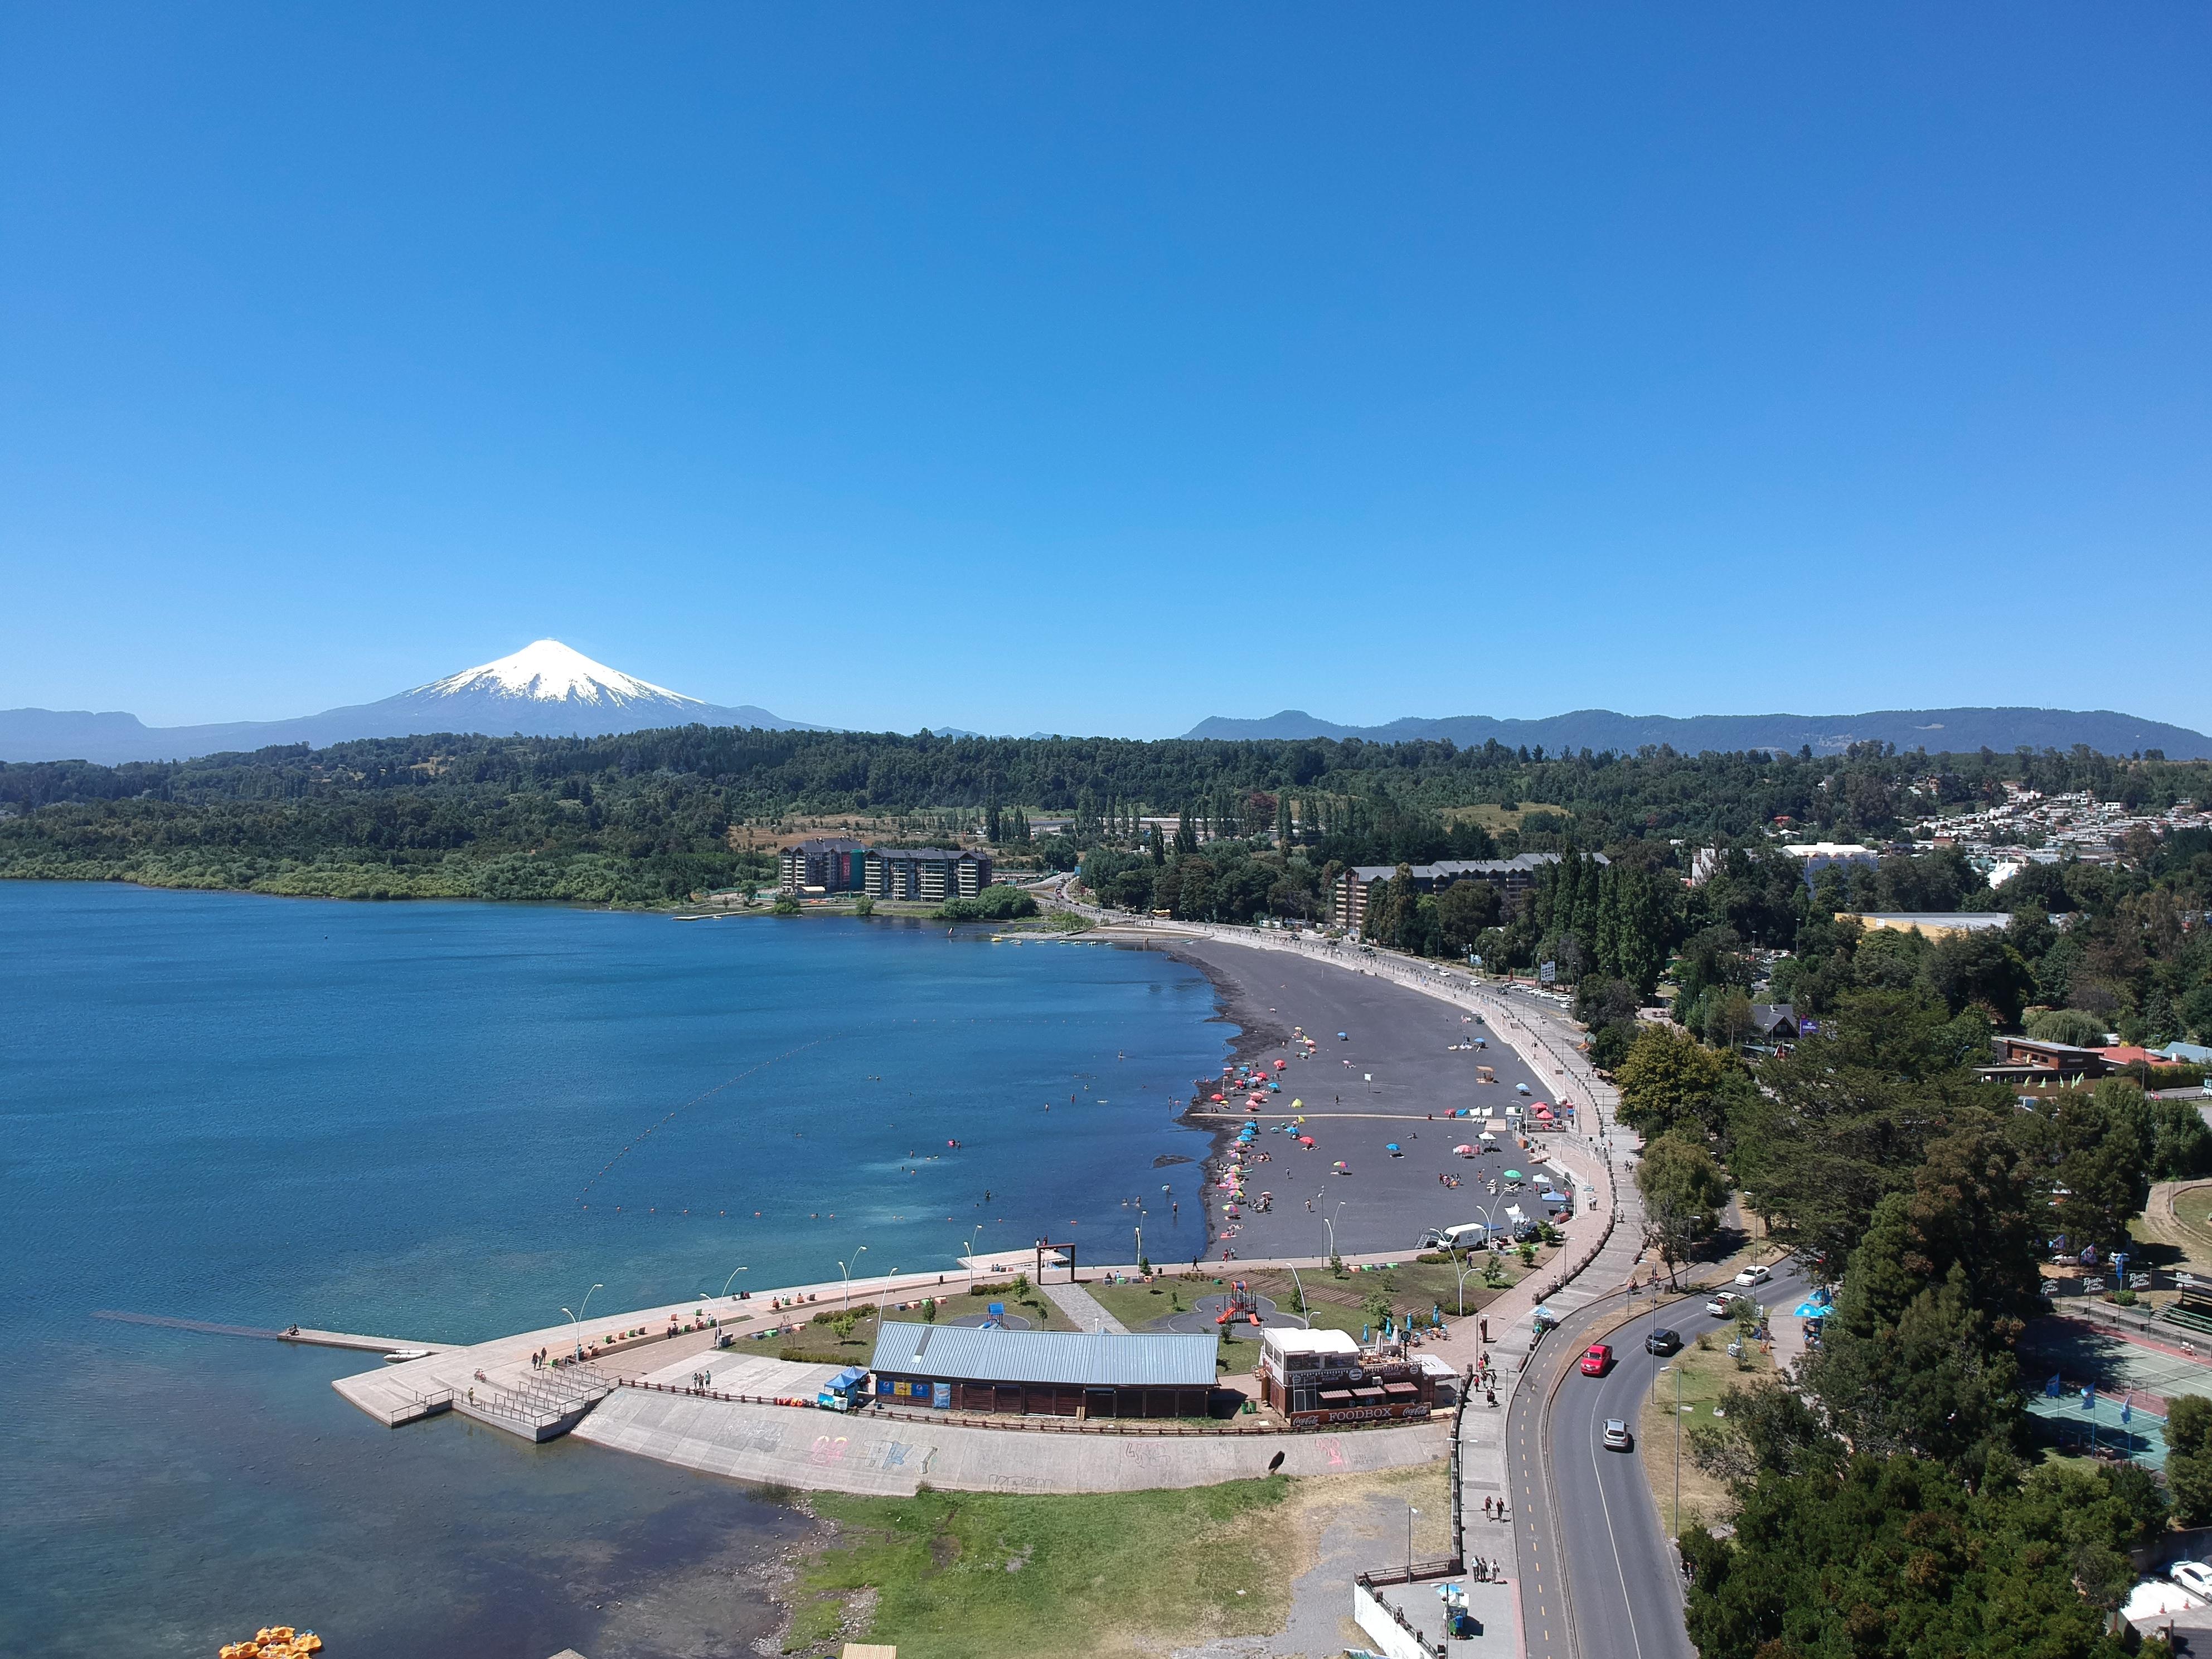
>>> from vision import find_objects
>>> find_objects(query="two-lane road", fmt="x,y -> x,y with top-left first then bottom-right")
1511,1263 -> 1808,1659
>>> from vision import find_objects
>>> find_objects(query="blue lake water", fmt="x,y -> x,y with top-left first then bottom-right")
0,882 -> 1227,1657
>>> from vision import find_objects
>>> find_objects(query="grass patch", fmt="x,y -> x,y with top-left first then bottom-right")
1637,1315 -> 1777,1531
1442,803 -> 1574,833
793,1478 -> 1296,1658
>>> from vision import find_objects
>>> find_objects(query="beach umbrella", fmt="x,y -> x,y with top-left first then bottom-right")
1292,1100 -> 1302,1110
1452,1144 -> 1474,1156
1333,1160 -> 1349,1170
1478,1131 -> 1496,1141
1503,1169 -> 1524,1180
1386,1142 -> 1401,1153
1274,1060 -> 1288,1069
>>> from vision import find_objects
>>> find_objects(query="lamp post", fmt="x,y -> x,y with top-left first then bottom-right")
1407,1505 -> 1420,1578
562,1281 -> 603,1360
720,1265 -> 750,1298
1455,1258 -> 1489,1317
960,1225 -> 983,1289
839,1244 -> 868,1311
1665,1362 -> 1681,1536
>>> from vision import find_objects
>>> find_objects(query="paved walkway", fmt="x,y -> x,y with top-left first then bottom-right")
1040,1278 -> 1129,1333
1083,913 -> 1655,1659
575,1389 -> 1447,1496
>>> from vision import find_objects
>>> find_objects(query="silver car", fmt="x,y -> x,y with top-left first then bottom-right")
1603,1419 -> 1632,1451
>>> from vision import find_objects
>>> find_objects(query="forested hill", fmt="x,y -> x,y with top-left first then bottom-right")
0,724 -> 2206,906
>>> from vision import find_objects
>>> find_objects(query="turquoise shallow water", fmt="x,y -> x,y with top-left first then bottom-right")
0,882 -> 1225,1657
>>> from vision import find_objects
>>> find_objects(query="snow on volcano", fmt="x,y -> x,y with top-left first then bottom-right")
410,639 -> 705,713
0,640 -> 814,762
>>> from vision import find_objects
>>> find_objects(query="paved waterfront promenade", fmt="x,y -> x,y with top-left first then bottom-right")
334,916 -> 1647,1551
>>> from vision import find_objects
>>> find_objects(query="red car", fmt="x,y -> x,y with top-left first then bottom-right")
1580,1342 -> 1613,1376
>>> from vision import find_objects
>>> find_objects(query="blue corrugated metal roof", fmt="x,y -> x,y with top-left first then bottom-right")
867,1322 -> 1216,1388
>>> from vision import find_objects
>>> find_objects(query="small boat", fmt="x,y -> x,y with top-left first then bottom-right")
382,1347 -> 432,1364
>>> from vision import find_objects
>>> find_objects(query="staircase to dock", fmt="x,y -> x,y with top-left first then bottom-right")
454,1364 -> 615,1443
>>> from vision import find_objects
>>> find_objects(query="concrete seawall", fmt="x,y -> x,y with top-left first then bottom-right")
575,1386 -> 1448,1497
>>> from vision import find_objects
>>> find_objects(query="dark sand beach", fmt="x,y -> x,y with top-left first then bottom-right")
1164,940 -> 1585,1260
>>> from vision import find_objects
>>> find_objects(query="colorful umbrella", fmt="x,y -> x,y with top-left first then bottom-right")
1452,1144 -> 1474,1156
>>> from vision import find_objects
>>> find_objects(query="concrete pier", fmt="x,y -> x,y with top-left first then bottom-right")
280,1327 -> 457,1355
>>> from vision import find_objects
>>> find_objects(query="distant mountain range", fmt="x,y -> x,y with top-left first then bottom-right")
1181,707 -> 2212,760
9,648 -> 2208,766
0,640 -> 821,766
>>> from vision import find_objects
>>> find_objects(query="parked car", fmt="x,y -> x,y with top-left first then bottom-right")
2172,1562 -> 2212,1599
1645,1327 -> 1682,1356
1602,1418 -> 1633,1451
1734,1264 -> 1772,1287
1706,1291 -> 1742,1317
1582,1343 -> 1613,1376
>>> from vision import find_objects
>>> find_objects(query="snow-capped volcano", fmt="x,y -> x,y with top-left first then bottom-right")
410,639 -> 706,714
0,639 -> 817,763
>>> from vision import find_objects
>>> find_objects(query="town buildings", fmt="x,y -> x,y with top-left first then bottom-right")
866,1322 -> 1217,1419
1254,1327 -> 1438,1426
865,847 -> 992,902
1328,851 -> 1588,934
777,836 -> 867,893
1902,785 -> 2211,884
776,837 -> 993,901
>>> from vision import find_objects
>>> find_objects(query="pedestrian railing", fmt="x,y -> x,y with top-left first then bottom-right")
610,1376 -> 1444,1437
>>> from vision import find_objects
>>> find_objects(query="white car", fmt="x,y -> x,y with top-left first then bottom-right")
1734,1265 -> 1772,1287
1706,1291 -> 1742,1317
2171,1561 -> 2212,1599
1602,1418 -> 1633,1451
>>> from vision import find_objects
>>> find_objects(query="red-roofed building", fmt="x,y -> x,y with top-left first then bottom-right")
2098,1046 -> 2181,1069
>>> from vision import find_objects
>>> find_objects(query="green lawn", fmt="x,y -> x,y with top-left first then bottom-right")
1083,1255 -> 1536,1339
787,1479 -> 1297,1658
1636,1317 -> 1777,1530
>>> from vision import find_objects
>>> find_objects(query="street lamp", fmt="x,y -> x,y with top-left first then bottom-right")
1454,1258 -> 1490,1317
959,1225 -> 983,1289
1407,1505 -> 1420,1578
720,1265 -> 750,1298
1660,1362 -> 1682,1536
562,1281 -> 604,1360
839,1244 -> 868,1311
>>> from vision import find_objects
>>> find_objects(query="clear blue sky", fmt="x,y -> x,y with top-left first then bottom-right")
3,7 -> 2207,738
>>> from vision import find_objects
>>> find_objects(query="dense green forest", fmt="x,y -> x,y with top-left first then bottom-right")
1621,971 -> 2212,1659
1,725 -> 2206,939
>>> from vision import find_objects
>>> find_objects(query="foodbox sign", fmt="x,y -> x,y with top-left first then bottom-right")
1297,1403 -> 1432,1426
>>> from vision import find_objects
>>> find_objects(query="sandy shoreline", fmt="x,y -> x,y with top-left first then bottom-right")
1147,936 -> 1574,1262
